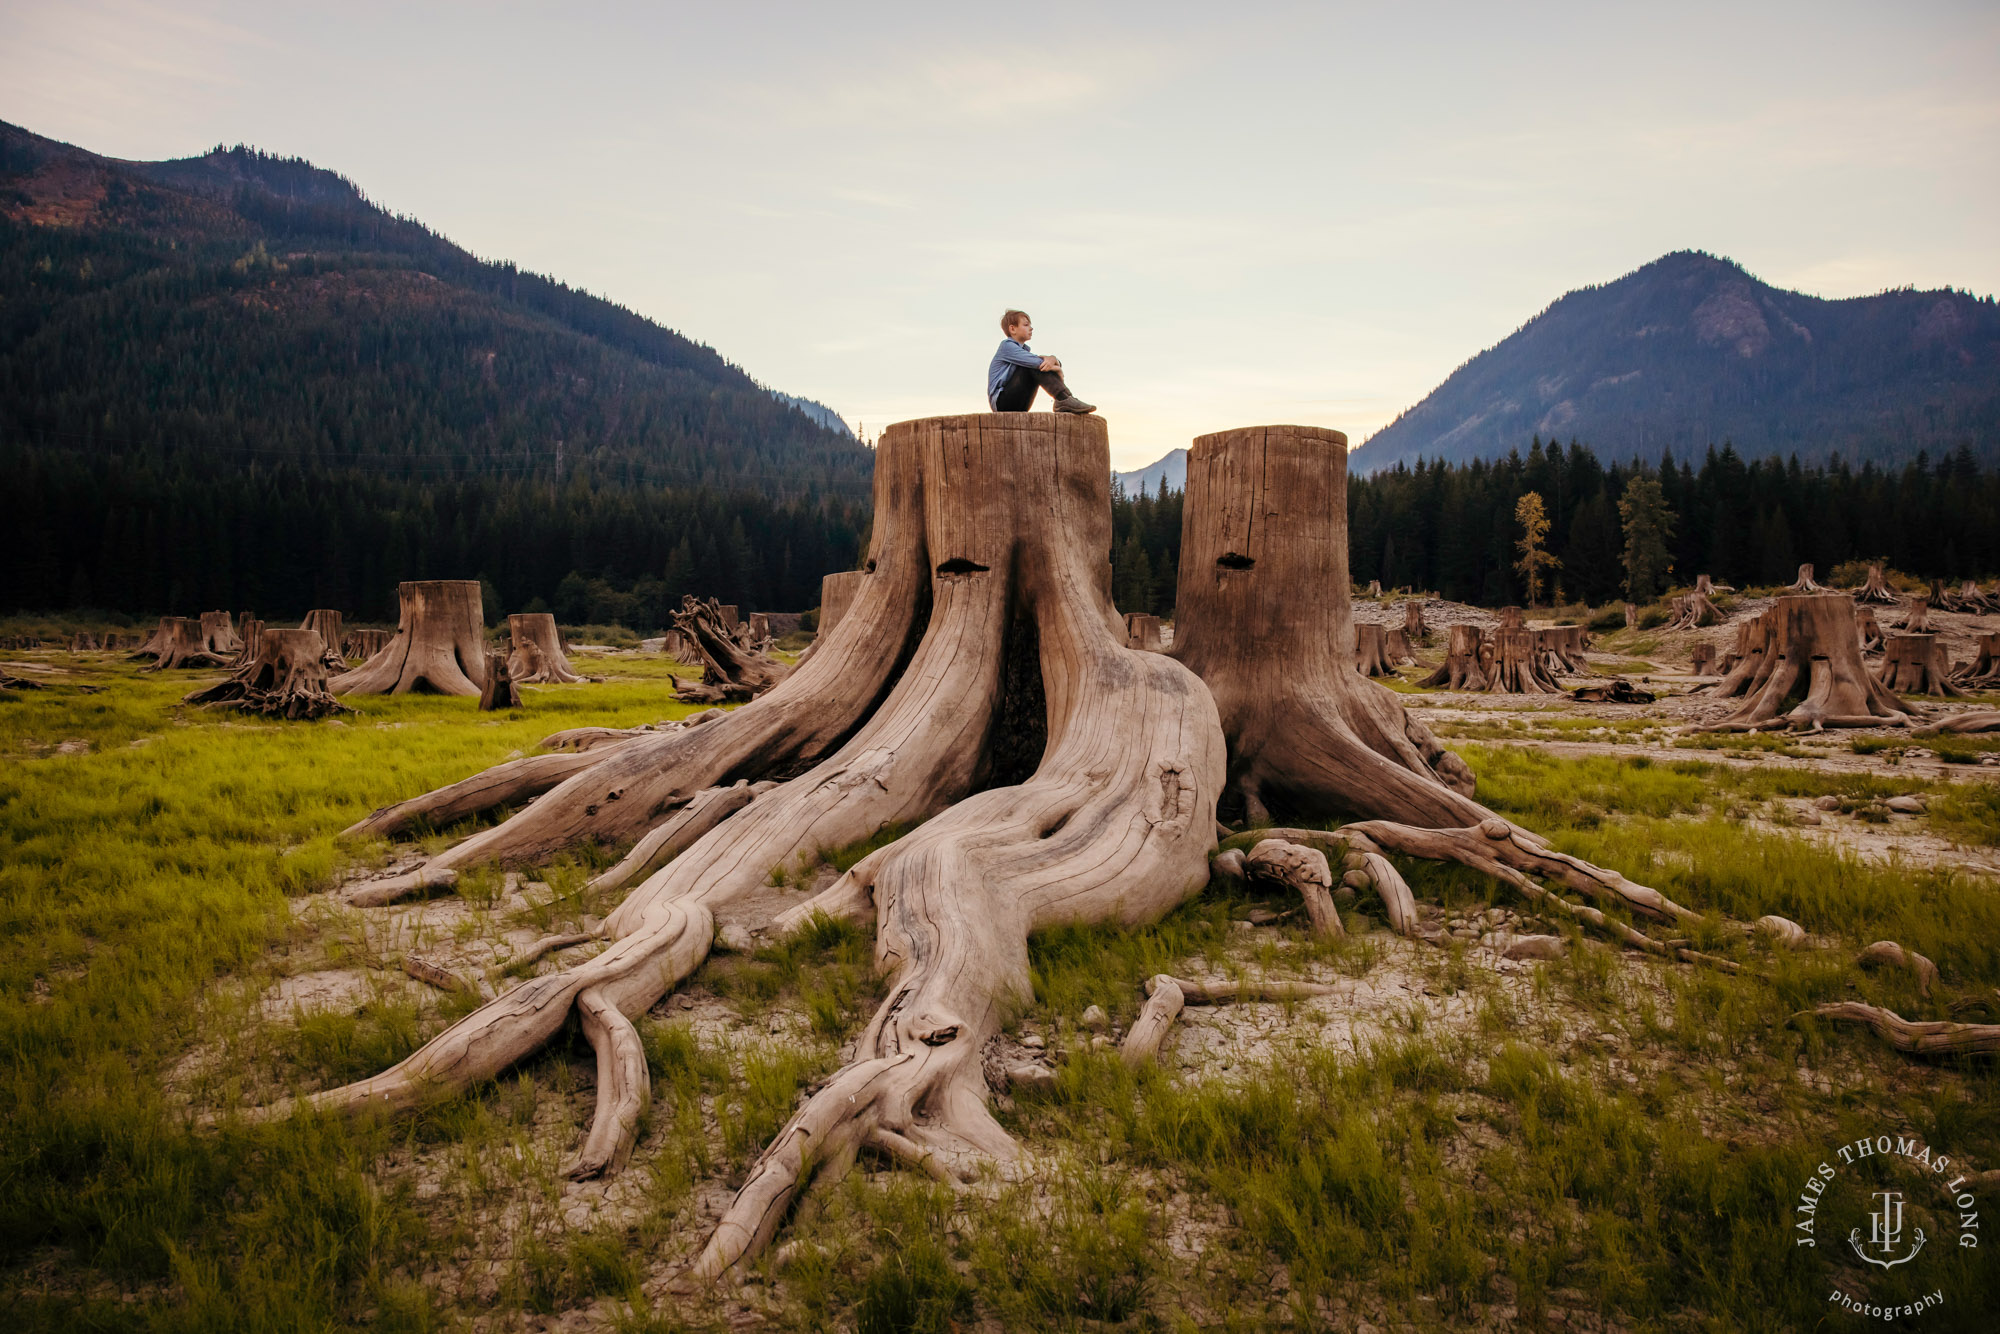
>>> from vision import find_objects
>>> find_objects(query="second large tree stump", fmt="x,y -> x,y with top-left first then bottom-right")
1169,424 -> 1478,825
1422,624 -> 1489,690
507,613 -> 584,685
143,617 -> 227,672
329,580 -> 488,697
1855,564 -> 1900,605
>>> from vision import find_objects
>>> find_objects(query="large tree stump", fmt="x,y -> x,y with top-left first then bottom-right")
199,611 -> 242,658
478,650 -> 522,711
1953,632 -> 2000,688
184,628 -> 350,720
1894,596 -> 1932,633
1168,424 -> 1478,825
1422,624 -> 1489,690
1536,625 -> 1587,672
507,613 -> 584,685
143,617 -> 227,672
299,611 -> 346,670
1784,563 -> 1823,593
1854,563 -> 1901,605
1403,599 -> 1428,642
329,581 -> 488,697
669,597 -> 786,704
1878,633 -> 1962,697
1704,594 -> 1915,730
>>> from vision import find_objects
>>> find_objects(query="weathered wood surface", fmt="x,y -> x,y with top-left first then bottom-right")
330,580 -> 488,697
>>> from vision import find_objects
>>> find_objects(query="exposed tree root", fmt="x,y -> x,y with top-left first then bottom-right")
1802,1003 -> 2000,1057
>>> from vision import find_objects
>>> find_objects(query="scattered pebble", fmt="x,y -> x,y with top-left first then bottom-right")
1079,1005 -> 1109,1032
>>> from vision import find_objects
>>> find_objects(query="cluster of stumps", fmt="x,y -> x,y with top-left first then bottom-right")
219,415 -> 1995,1290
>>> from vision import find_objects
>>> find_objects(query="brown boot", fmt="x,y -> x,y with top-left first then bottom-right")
1054,396 -> 1097,414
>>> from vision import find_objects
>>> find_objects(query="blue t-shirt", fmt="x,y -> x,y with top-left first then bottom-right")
987,338 -> 1046,407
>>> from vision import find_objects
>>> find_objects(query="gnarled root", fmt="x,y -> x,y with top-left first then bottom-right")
1243,839 -> 1341,937
1802,1003 -> 2000,1057
1856,940 -> 1938,998
1122,972 -> 1342,1068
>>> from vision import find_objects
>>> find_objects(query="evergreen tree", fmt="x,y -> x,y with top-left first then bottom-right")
1618,474 -> 1676,600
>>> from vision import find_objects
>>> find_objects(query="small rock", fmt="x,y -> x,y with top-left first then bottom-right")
1090,1035 -> 1112,1052
1231,920 -> 1256,931
53,738 -> 90,755
1079,1005 -> 1109,1032
1503,934 -> 1566,962
1885,795 -> 1926,814
1006,1063 -> 1055,1092
1794,809 -> 1822,826
1020,1033 -> 1045,1050
1340,869 -> 1370,891
1814,795 -> 1841,811
716,924 -> 754,953
1451,927 -> 1477,941
675,994 -> 695,1010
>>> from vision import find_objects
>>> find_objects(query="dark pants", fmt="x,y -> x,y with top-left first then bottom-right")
993,365 -> 1072,412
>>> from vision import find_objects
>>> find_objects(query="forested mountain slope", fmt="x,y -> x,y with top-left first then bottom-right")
1353,251 -> 2000,473
0,121 -> 871,620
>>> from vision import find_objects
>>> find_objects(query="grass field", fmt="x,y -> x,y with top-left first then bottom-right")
4,654 -> 1999,1330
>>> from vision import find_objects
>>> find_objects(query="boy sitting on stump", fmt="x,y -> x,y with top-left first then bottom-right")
987,309 -> 1096,414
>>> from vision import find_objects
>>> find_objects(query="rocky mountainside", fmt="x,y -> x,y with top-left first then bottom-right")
1352,251 -> 2000,473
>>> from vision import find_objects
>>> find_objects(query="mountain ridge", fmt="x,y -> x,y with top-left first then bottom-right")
1351,251 -> 2000,474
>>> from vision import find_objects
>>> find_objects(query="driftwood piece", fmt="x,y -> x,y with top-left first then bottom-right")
299,611 -> 346,670
1421,624 -> 1488,691
508,612 -> 584,685
1121,976 -> 1185,1068
1914,710 -> 2000,735
478,651 -> 521,712
1570,680 -> 1654,704
143,617 -> 227,672
330,581 -> 487,697
1878,633 -> 1962,697
1168,424 -> 1479,826
1855,940 -> 1938,998
184,628 -> 351,720
1704,594 -> 1914,731
1244,838 -> 1341,938
1854,563 -> 1901,605
1784,563 -> 1822,594
1804,1003 -> 2000,1057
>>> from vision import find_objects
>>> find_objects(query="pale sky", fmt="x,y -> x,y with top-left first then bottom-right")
4,1 -> 1997,470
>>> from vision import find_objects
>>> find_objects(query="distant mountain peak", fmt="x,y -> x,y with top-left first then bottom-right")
1353,252 -> 1999,472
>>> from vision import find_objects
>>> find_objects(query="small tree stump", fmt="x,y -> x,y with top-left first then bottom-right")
199,611 -> 242,658
1382,627 -> 1416,665
299,611 -> 347,669
185,628 -> 351,719
1706,594 -> 1914,730
1665,590 -> 1719,629
1854,563 -> 1900,605
1623,601 -> 1638,628
344,628 -> 392,662
819,570 -> 865,636
1855,606 -> 1885,655
329,580 -> 488,697
143,617 -> 227,672
670,596 -> 786,703
1694,573 -> 1732,597
1485,625 -> 1562,694
1878,633 -> 1962,697
1689,642 -> 1718,676
1953,632 -> 2000,688
1403,599 -> 1427,641
132,618 -> 175,659
230,618 -> 265,668
1422,624 -> 1489,690
1365,579 -> 1382,597
1353,623 -> 1396,677
508,613 -> 583,684
1893,595 -> 1932,633
1124,612 -> 1164,651
479,650 -> 522,711
1784,563 -> 1823,594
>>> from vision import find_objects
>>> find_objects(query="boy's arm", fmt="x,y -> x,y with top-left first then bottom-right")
994,340 -> 1046,370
